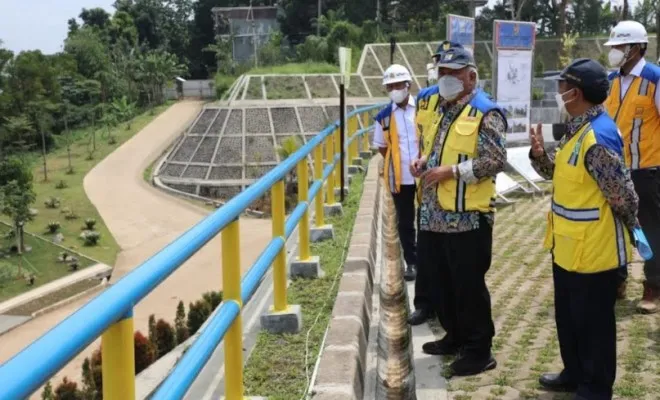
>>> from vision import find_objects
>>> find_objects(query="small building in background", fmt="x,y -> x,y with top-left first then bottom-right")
212,6 -> 279,64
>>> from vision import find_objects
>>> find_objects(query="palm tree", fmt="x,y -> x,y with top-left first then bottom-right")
112,96 -> 136,130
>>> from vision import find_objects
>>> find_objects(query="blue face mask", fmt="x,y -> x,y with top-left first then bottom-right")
633,227 -> 654,261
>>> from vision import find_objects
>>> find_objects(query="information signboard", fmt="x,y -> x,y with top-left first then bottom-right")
446,14 -> 475,55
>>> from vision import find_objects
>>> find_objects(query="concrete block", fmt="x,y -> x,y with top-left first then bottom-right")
314,348 -> 364,398
348,165 -> 362,175
290,255 -> 323,278
324,203 -> 343,217
260,304 -> 302,334
352,157 -> 363,166
309,391 -> 358,400
334,187 -> 349,198
360,151 -> 372,159
310,224 -> 334,242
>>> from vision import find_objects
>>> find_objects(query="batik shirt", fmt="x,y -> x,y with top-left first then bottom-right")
418,89 -> 507,233
530,104 -> 639,231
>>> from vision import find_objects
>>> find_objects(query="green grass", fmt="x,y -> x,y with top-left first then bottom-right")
243,171 -> 366,399
0,225 -> 96,302
248,62 -> 339,75
2,103 -> 173,269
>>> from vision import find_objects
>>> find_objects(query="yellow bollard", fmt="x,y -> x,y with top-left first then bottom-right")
102,310 -> 135,400
314,144 -> 324,227
325,136 -> 336,205
298,159 -> 311,260
349,116 -> 359,162
222,219 -> 243,400
334,128 -> 341,190
361,112 -> 371,153
271,180 -> 287,311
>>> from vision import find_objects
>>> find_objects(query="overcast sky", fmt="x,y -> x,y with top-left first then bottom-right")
0,0 -> 638,55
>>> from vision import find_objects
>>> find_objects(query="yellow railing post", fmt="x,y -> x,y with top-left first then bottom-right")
314,144 -> 324,227
334,128 -> 341,190
349,116 -> 359,162
361,112 -> 370,153
222,219 -> 243,400
297,159 -> 311,260
102,310 -> 135,400
325,136 -> 336,205
272,180 -> 287,310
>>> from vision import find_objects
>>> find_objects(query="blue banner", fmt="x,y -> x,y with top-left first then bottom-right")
447,14 -> 475,48
494,20 -> 536,50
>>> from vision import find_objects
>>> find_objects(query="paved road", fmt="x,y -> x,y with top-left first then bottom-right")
0,101 -> 272,397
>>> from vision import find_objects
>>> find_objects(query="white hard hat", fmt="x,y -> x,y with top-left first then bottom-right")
604,21 -> 648,46
382,64 -> 412,86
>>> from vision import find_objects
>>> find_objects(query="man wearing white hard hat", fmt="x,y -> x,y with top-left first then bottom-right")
373,64 -> 419,285
603,20 -> 660,313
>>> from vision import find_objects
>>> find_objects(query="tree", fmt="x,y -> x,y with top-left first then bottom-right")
187,299 -> 211,336
54,377 -> 82,400
112,96 -> 136,129
134,330 -> 157,373
0,156 -> 36,253
148,314 -> 157,344
41,381 -> 55,400
175,300 -> 189,344
155,319 -> 177,358
202,290 -> 223,311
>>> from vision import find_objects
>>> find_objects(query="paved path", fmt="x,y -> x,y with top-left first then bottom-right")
0,101 -> 272,397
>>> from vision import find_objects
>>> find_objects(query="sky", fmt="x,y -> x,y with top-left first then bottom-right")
0,0 -> 641,55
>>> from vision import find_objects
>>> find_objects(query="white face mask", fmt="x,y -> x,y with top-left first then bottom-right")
608,48 -> 627,68
389,88 -> 409,104
437,75 -> 464,101
555,89 -> 576,116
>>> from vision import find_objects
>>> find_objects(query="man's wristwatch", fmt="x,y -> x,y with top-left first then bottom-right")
451,164 -> 459,179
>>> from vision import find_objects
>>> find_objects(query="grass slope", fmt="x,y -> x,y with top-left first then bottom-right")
244,170 -> 366,399
3,103 -> 173,268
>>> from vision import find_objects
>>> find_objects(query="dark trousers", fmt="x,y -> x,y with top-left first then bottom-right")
553,264 -> 618,400
419,218 -> 495,356
620,169 -> 660,286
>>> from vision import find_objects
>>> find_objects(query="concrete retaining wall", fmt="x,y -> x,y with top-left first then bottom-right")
311,157 -> 382,400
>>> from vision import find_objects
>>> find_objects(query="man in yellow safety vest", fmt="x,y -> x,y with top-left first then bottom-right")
603,20 -> 660,313
373,64 -> 418,282
410,46 -> 506,376
529,58 -> 642,399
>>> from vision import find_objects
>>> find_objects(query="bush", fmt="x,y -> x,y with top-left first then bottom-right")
69,260 -> 79,271
148,314 -> 157,344
84,218 -> 97,230
202,291 -> 223,311
55,180 -> 68,189
187,300 -> 211,336
62,207 -> 78,220
155,319 -> 177,358
44,197 -> 60,209
54,377 -> 82,400
41,381 -> 54,400
58,251 -> 70,262
214,74 -> 236,99
134,330 -> 157,374
175,301 -> 189,344
47,221 -> 61,233
80,230 -> 100,246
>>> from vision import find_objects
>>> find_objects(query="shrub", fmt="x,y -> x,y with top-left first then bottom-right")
134,330 -> 157,374
44,197 -> 60,209
215,74 -> 236,99
155,319 -> 177,358
55,180 -> 68,189
54,377 -> 82,400
69,261 -> 79,271
41,381 -> 54,400
47,221 -> 61,234
202,291 -> 223,311
108,136 -> 117,145
80,358 -> 99,400
148,314 -> 157,344
58,251 -> 70,262
62,207 -> 78,220
187,300 -> 211,336
84,218 -> 97,230
175,301 -> 189,344
80,230 -> 100,246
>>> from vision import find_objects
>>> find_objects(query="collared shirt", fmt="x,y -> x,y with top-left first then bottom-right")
530,104 -> 639,232
618,58 -> 660,115
373,95 -> 418,185
419,89 -> 507,233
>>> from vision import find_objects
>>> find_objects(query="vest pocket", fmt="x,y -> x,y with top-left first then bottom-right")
552,216 -> 587,271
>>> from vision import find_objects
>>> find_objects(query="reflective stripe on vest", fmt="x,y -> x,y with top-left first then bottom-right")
604,67 -> 660,170
544,115 -> 632,273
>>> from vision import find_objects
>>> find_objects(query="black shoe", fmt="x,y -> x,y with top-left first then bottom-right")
449,353 -> 497,377
408,309 -> 429,325
404,264 -> 416,281
539,372 -> 578,392
422,336 -> 458,356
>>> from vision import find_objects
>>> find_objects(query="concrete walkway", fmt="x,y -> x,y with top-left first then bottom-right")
0,101 -> 272,398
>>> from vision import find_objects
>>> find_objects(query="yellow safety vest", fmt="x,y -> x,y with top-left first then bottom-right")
604,63 -> 660,170
375,105 -> 402,193
544,113 -> 632,273
415,87 -> 441,203
419,90 -> 502,213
